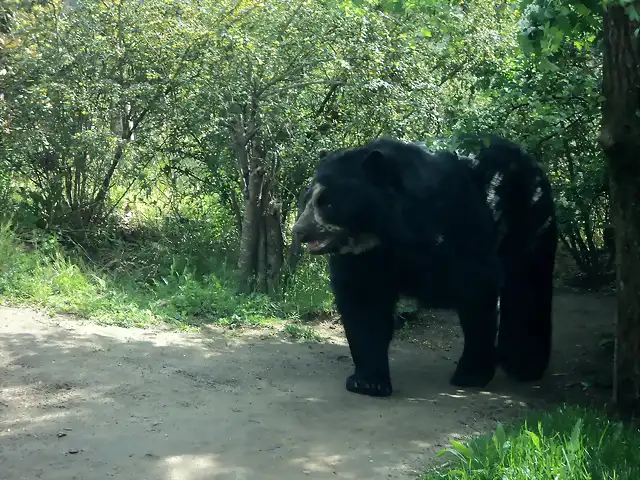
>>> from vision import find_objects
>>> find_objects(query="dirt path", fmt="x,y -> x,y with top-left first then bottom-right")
0,291 -> 615,480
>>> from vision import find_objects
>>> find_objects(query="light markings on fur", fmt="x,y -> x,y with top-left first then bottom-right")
536,216 -> 553,236
305,183 -> 343,233
296,182 -> 381,255
486,172 -> 503,221
532,186 -> 543,204
459,154 -> 479,168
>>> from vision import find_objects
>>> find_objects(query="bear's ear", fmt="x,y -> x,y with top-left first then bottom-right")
362,149 -> 402,190
318,148 -> 330,160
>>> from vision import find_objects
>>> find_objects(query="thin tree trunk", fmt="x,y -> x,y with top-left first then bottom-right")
265,197 -> 284,295
256,169 -> 272,294
236,163 -> 265,293
282,187 -> 308,295
256,215 -> 268,293
599,3 -> 640,413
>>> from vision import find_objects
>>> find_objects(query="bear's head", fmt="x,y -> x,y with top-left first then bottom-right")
292,144 -> 405,255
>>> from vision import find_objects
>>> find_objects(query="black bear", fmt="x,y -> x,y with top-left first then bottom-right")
291,135 -> 558,397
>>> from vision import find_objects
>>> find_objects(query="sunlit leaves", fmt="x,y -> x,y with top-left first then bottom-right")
517,0 -> 601,63
1,0 -> 216,229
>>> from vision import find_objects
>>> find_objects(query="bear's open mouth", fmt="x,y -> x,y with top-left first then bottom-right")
305,238 -> 332,252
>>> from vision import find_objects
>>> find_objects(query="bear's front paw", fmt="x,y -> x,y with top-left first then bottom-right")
450,356 -> 495,388
346,373 -> 392,397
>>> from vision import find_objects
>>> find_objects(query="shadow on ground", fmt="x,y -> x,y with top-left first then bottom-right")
0,291 -> 615,479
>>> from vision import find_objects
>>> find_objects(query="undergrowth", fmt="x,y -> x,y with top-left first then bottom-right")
424,406 -> 640,480
284,322 -> 324,342
0,221 -> 334,329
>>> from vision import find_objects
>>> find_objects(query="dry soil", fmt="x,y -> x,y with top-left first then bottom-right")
0,291 -> 615,480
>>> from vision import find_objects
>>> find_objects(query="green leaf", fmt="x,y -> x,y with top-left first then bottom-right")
450,439 -> 474,460
569,418 -> 583,452
540,58 -> 560,71
626,4 -> 640,21
493,422 -> 507,451
574,3 -> 593,16
556,13 -> 572,33
526,429 -> 541,449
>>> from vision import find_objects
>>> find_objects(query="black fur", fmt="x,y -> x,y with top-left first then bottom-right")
461,137 -> 557,382
292,136 -> 557,396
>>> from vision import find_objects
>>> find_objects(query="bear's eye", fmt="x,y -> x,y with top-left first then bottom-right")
315,191 -> 332,210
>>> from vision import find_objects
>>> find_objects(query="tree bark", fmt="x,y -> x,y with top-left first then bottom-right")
232,100 -> 285,297
265,197 -> 284,294
233,105 -> 265,294
281,187 -> 308,296
599,2 -> 640,413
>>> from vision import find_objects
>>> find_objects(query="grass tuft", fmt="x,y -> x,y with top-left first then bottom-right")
424,405 -> 640,480
283,322 -> 323,342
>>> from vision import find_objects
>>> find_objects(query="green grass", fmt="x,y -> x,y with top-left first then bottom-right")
0,221 -> 333,329
283,322 -> 323,342
424,406 -> 640,480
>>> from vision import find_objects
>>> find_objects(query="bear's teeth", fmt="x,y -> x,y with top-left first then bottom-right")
307,239 -> 329,250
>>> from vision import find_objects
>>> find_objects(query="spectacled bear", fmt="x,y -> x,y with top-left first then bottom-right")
291,136 -> 558,397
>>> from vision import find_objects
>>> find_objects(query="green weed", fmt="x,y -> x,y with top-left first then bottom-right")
423,406 -> 640,480
280,257 -> 335,320
284,322 -> 323,342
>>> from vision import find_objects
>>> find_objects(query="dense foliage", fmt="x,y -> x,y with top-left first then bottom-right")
0,0 -> 613,307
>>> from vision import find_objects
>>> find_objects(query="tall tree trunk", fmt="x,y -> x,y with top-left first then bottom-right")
232,102 -> 284,296
236,164 -> 265,293
233,105 -> 265,294
599,3 -> 640,413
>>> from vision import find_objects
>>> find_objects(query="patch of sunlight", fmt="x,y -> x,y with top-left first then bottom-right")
438,392 -> 467,399
0,410 -> 73,435
289,450 -> 349,474
411,439 -> 435,449
162,454 -> 251,480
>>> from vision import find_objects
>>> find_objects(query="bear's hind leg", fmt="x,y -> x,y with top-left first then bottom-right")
497,240 -> 555,382
451,297 -> 498,388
